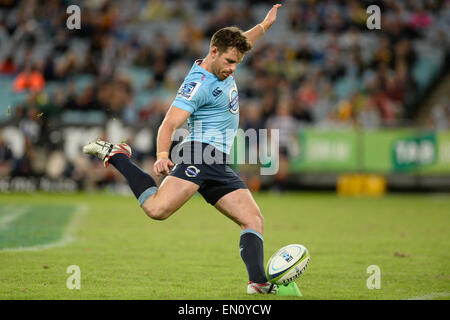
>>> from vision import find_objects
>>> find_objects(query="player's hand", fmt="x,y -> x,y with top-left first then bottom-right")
154,157 -> 174,176
261,4 -> 282,30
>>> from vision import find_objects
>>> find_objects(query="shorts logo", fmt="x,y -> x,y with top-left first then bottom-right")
177,81 -> 201,101
229,83 -> 239,114
185,165 -> 200,177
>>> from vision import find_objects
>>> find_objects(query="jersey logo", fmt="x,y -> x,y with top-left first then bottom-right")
228,83 -> 239,114
177,81 -> 201,101
212,87 -> 223,98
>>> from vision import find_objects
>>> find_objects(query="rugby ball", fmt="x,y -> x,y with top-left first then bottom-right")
266,244 -> 310,285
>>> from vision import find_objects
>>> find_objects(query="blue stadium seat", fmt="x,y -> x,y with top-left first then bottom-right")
334,76 -> 361,101
74,74 -> 95,94
84,111 -> 107,125
129,67 -> 151,92
0,77 -> 14,109
60,110 -> 107,126
413,56 -> 441,94
61,110 -> 84,125
44,81 -> 60,96
10,91 -> 28,106
135,91 -> 152,110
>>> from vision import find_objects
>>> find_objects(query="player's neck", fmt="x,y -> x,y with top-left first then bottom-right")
199,55 -> 214,75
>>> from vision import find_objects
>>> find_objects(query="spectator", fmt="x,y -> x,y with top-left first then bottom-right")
266,100 -> 299,191
0,132 -> 13,177
0,55 -> 17,75
0,0 -> 447,191
13,64 -> 45,92
267,100 -> 297,147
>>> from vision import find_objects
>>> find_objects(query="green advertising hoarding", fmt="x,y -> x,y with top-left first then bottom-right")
290,129 -> 359,172
418,131 -> 450,174
289,129 -> 450,174
362,129 -> 437,172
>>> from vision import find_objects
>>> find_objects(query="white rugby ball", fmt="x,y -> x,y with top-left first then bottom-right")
266,244 -> 310,285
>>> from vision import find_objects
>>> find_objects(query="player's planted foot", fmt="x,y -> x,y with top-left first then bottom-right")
247,281 -> 277,294
82,140 -> 131,167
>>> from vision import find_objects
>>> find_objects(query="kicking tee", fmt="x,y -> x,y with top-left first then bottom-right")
172,59 -> 239,154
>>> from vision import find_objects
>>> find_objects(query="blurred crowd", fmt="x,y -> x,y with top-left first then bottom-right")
0,0 -> 449,191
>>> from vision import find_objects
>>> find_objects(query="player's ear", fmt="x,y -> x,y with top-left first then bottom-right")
210,46 -> 219,59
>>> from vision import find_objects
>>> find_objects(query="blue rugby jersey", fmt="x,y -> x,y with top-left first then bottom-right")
172,59 -> 239,154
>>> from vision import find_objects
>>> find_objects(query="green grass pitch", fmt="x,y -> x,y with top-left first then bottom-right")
0,192 -> 449,300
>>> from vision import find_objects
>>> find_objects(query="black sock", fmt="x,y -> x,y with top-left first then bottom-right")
109,154 -> 157,203
239,229 -> 267,283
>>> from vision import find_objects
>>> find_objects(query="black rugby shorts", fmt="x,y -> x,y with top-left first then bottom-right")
169,142 -> 247,205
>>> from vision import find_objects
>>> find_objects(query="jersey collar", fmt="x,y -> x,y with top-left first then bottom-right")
194,59 -> 215,79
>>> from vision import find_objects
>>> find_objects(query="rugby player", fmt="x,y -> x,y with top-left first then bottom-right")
83,4 -> 282,294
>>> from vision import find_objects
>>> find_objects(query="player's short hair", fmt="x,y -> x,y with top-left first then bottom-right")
210,26 -> 252,55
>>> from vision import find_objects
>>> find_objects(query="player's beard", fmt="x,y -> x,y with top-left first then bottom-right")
221,70 -> 232,79
212,61 -> 230,80
217,69 -> 231,80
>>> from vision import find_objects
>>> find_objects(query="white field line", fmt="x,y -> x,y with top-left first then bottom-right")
404,292 -> 450,300
0,204 -> 88,252
0,206 -> 31,228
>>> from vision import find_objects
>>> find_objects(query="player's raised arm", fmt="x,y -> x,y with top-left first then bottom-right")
244,4 -> 282,47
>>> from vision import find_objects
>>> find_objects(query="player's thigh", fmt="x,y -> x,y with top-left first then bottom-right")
214,188 -> 264,234
141,175 -> 199,220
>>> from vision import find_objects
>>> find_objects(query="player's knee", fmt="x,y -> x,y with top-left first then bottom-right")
141,202 -> 171,221
244,209 -> 264,234
147,207 -> 170,221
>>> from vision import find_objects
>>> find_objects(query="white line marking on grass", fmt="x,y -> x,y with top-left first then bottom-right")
404,292 -> 450,300
0,206 -> 31,228
0,204 -> 88,252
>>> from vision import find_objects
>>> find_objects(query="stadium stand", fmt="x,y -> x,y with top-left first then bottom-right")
0,0 -> 448,191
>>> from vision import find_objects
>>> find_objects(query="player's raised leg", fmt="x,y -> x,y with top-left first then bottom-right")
140,175 -> 199,220
214,188 -> 276,294
82,140 -> 199,220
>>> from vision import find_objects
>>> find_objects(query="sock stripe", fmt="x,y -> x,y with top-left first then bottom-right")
138,186 -> 158,206
240,228 -> 263,241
